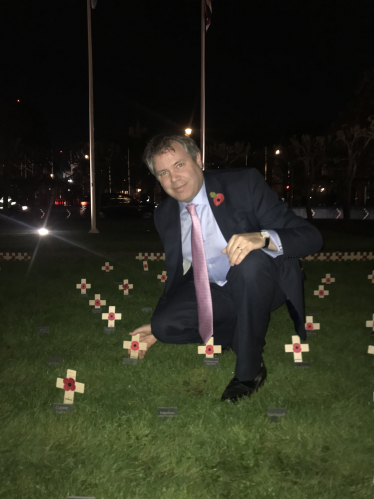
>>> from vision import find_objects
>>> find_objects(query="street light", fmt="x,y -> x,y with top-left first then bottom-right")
185,128 -> 192,136
275,149 -> 281,155
85,155 -> 89,159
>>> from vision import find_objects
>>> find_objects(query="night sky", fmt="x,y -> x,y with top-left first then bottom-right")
2,0 -> 374,150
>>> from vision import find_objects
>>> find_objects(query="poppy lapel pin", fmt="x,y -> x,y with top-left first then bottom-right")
209,192 -> 225,206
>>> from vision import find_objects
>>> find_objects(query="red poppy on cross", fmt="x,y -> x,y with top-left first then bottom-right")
314,285 -> 329,298
322,274 -> 335,284
198,336 -> 222,358
305,316 -> 320,331
123,333 -> 148,359
157,271 -> 167,282
56,369 -> 85,404
368,271 -> 374,283
285,335 -> 309,362
102,306 -> 121,327
89,294 -> 106,309
143,261 -> 148,272
76,279 -> 91,294
119,279 -> 133,295
101,262 -> 113,272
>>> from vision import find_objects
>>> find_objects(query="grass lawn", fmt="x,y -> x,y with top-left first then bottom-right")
0,216 -> 374,498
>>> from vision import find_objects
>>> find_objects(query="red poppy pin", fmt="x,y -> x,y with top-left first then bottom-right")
210,192 -> 225,206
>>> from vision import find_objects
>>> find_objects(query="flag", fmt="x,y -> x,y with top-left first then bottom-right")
91,0 -> 97,9
205,0 -> 212,31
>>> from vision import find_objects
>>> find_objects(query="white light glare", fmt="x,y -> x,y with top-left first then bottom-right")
38,228 -> 49,236
22,206 -> 28,211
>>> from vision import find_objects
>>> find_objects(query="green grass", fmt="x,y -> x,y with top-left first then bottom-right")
0,218 -> 374,498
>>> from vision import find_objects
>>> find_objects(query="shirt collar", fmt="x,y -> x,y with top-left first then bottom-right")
178,178 -> 209,214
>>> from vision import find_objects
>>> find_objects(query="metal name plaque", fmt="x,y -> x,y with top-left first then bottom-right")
295,362 -> 310,369
204,358 -> 219,368
80,294 -> 88,298
47,357 -> 63,365
52,403 -> 73,415
123,358 -> 137,365
104,327 -> 116,334
142,307 -> 152,313
37,326 -> 49,334
306,330 -> 316,336
92,308 -> 102,314
267,407 -> 287,422
158,407 -> 178,417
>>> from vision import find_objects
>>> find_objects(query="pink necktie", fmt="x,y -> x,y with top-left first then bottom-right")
186,204 -> 213,344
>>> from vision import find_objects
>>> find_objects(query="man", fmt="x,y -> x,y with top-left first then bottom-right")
128,134 -> 322,403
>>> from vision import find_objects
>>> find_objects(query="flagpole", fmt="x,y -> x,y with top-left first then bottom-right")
87,0 -> 99,233
200,0 -> 206,170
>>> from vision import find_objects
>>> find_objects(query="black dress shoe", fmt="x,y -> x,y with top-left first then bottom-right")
222,345 -> 233,353
220,363 -> 267,403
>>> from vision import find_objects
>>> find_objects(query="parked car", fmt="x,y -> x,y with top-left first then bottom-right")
80,193 -> 156,219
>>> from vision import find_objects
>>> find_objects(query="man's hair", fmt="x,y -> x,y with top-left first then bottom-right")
143,134 -> 201,177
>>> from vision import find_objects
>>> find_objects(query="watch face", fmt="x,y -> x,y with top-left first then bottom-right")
261,231 -> 270,238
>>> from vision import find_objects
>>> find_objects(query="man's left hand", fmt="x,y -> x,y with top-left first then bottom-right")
222,232 -> 268,266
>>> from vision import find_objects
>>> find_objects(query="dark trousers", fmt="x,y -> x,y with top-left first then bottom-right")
151,249 -> 287,381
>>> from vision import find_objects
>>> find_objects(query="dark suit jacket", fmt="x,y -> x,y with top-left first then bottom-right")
153,168 -> 323,341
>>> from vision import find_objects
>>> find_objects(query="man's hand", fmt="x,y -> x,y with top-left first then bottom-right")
128,323 -> 157,359
222,232 -> 274,266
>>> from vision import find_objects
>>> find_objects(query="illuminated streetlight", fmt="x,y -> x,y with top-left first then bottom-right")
38,228 -> 49,236
275,149 -> 281,155
185,128 -> 192,136
85,155 -> 89,159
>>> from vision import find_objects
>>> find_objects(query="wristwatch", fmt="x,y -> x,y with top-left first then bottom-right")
260,230 -> 270,248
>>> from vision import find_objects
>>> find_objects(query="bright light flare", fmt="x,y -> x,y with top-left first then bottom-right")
38,228 -> 49,236
185,128 -> 192,135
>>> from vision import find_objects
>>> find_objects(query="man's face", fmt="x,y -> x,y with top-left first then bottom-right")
153,141 -> 204,203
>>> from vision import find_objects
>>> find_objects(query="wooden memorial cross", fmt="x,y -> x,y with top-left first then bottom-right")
305,316 -> 320,333
198,337 -> 222,358
285,335 -> 309,363
119,279 -> 133,295
143,261 -> 149,272
135,253 -> 144,261
368,271 -> 374,284
366,314 -> 374,333
123,334 -> 148,359
314,285 -> 329,298
9,253 -> 17,260
89,294 -> 106,309
102,262 -> 113,272
368,345 -> 374,355
322,274 -> 335,284
56,369 -> 85,404
102,306 -> 122,327
76,278 -> 91,294
157,271 -> 167,283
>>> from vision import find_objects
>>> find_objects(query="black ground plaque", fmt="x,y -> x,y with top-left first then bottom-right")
123,358 -> 137,365
157,407 -> 178,417
52,403 -> 73,415
142,307 -> 153,313
295,362 -> 310,369
204,358 -> 219,368
47,357 -> 63,365
104,327 -> 116,334
267,407 -> 287,422
92,308 -> 102,314
37,326 -> 49,334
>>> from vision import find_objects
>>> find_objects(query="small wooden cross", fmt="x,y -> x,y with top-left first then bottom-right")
157,271 -> 167,283
102,306 -> 121,327
285,335 -> 309,362
368,252 -> 374,260
330,252 -> 340,261
135,253 -> 144,261
20,253 -> 30,260
76,278 -> 91,294
368,346 -> 374,355
368,271 -> 374,283
143,261 -> 149,272
314,285 -> 329,298
305,316 -> 320,332
123,334 -> 148,359
366,315 -> 374,332
56,369 -> 85,404
321,274 -> 335,284
198,337 -> 222,358
102,262 -> 113,272
119,279 -> 133,295
143,253 -> 150,261
89,294 -> 106,309
10,253 -> 17,261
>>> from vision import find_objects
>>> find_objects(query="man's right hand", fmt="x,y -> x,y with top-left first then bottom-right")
128,323 -> 157,359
